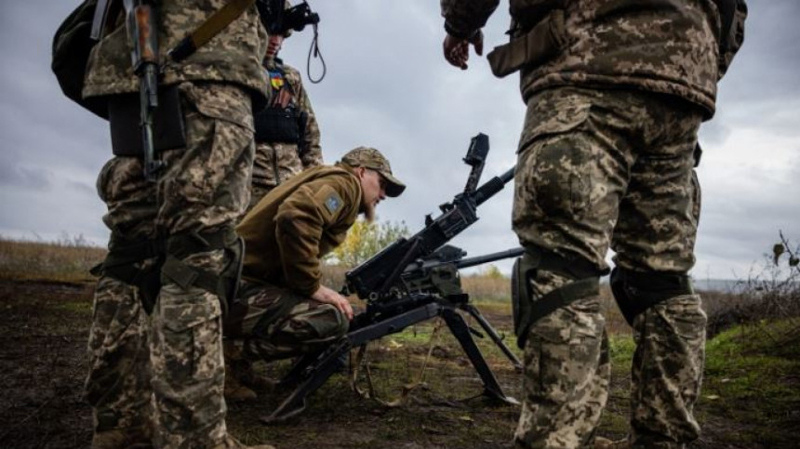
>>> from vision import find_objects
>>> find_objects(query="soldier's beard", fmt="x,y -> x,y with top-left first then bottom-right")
361,203 -> 376,223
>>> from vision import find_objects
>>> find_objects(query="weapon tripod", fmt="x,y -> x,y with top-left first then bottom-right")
261,246 -> 524,424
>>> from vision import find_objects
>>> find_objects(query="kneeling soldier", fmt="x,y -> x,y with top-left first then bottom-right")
223,147 -> 405,396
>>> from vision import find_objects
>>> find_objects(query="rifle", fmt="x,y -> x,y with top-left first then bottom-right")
261,134 -> 522,423
121,0 -> 163,181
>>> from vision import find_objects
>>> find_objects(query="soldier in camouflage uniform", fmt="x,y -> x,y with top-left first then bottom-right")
248,6 -> 323,212
224,148 -> 404,384
439,1 -> 746,448
83,1 -> 274,448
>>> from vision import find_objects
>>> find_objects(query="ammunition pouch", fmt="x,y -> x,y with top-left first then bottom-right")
160,228 -> 244,316
254,105 -> 302,144
609,267 -> 694,326
511,247 -> 606,349
487,9 -> 568,78
91,235 -> 166,315
108,84 -> 187,157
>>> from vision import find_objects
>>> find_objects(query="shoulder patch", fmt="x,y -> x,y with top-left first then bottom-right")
325,192 -> 342,214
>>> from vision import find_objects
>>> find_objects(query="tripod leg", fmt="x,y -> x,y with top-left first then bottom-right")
260,340 -> 351,424
441,308 -> 518,405
462,304 -> 523,371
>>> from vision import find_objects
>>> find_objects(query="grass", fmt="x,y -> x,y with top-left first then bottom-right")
2,237 -> 800,448
0,235 -> 105,283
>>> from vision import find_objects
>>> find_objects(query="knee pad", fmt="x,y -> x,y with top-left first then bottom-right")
161,227 -> 244,316
610,267 -> 694,326
92,235 -> 166,315
512,246 -> 607,349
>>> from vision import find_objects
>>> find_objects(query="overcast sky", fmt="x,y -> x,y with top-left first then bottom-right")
0,0 -> 798,280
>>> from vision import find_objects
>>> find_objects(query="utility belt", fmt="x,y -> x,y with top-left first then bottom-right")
487,9 -> 568,78
92,228 -> 244,316
254,106 -> 305,144
108,84 -> 187,157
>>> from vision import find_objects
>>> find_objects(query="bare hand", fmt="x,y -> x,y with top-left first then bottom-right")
443,31 -> 484,70
311,285 -> 354,320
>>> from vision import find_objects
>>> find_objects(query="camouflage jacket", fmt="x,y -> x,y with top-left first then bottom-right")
83,0 -> 268,105
441,0 -> 746,118
237,164 -> 361,297
252,59 -> 323,189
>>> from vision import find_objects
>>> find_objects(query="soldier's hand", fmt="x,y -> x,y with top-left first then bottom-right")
312,285 -> 354,320
443,30 -> 483,70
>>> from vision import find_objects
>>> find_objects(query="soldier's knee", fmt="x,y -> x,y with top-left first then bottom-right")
610,267 -> 696,326
307,304 -> 349,340
513,245 -> 607,349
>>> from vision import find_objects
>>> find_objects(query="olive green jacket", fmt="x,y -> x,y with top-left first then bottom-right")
237,164 -> 362,297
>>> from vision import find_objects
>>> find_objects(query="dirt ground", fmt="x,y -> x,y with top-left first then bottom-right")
0,279 -> 797,448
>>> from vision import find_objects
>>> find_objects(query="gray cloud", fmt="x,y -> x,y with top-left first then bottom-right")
0,1 -> 798,280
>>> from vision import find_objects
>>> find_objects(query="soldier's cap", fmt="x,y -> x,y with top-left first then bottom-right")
340,147 -> 406,197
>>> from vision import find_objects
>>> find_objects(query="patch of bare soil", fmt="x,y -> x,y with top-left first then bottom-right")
0,280 -> 94,448
2,280 -> 798,449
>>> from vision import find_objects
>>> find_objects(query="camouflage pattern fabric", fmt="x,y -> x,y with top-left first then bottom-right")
225,280 -> 349,361
83,0 -> 268,103
511,86 -> 705,449
250,61 -> 322,210
629,295 -> 707,448
86,80 -> 257,449
516,295 -> 610,449
87,155 -> 160,448
85,276 -> 153,448
247,184 -> 274,212
441,0 -> 723,117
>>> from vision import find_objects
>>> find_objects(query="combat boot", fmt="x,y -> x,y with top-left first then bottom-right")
224,340 -> 258,401
224,370 -> 258,401
594,436 -> 631,449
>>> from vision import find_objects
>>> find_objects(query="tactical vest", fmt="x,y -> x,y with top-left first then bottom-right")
254,63 -> 302,144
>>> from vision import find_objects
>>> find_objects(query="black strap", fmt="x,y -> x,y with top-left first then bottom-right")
160,228 -> 243,316
529,277 -> 600,324
610,267 -> 694,325
92,235 -> 166,314
525,245 -> 609,279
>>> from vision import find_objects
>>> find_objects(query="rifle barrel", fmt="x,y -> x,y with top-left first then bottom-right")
455,247 -> 525,270
474,166 -> 515,206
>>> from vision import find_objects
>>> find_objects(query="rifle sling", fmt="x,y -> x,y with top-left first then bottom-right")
168,0 -> 257,63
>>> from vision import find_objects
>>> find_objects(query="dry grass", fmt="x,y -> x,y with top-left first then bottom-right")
0,235 -> 105,283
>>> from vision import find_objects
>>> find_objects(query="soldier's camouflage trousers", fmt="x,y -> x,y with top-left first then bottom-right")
246,184 -> 274,213
224,280 -> 349,362
86,82 -> 255,449
512,87 -> 707,449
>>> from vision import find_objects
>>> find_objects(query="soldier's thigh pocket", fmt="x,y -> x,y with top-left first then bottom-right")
159,289 -> 223,380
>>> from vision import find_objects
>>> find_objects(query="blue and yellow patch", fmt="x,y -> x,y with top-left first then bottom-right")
268,69 -> 284,90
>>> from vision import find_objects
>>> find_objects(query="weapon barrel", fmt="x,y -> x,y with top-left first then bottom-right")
474,166 -> 515,206
455,247 -> 525,270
